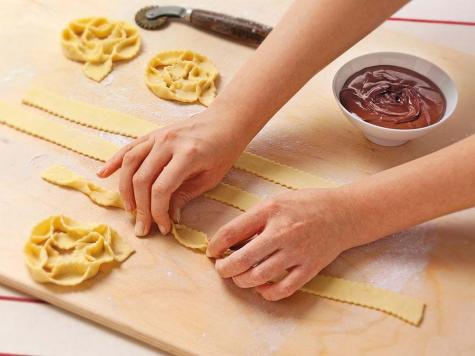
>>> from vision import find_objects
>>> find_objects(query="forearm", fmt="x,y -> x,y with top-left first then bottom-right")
342,134 -> 475,247
208,0 -> 408,142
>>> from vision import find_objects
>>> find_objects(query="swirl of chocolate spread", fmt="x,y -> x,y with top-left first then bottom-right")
339,65 -> 446,129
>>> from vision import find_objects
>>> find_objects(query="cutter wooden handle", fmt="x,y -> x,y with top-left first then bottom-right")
189,9 -> 272,46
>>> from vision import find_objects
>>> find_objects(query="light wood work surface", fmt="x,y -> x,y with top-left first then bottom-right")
0,0 -> 474,354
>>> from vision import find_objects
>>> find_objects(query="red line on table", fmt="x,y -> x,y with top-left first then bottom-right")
388,17 -> 475,26
0,353 -> 32,356
0,295 -> 46,304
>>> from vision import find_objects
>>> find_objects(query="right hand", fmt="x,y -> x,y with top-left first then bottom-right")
96,110 -> 250,237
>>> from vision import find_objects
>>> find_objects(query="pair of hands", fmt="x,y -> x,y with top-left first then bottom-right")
98,114 -> 357,301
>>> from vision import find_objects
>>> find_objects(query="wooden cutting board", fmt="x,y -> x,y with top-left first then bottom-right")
0,0 -> 474,354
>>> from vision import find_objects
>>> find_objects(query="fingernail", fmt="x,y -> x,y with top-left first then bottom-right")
135,221 -> 146,236
96,166 -> 105,176
124,201 -> 132,212
205,248 -> 212,258
158,224 -> 167,235
174,208 -> 181,223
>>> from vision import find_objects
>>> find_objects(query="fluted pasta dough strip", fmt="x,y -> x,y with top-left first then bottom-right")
24,215 -> 134,286
206,182 -> 261,212
234,152 -> 336,189
0,102 -> 257,214
0,102 -> 118,161
0,101 -> 424,324
41,165 -> 251,250
42,165 -> 424,325
23,87 -> 157,137
41,165 -> 220,252
301,275 -> 424,325
22,88 -> 336,189
42,165 -> 125,209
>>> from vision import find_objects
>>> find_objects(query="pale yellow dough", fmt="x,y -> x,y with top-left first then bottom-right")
0,102 -> 255,212
62,17 -> 141,82
41,165 -> 210,253
24,215 -> 134,286
42,165 -> 255,250
42,165 -> 424,325
0,99 -> 424,324
0,101 -> 118,161
42,165 -> 124,209
22,88 -> 336,189
145,50 -> 219,106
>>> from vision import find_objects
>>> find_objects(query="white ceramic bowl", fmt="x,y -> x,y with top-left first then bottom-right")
332,52 -> 458,146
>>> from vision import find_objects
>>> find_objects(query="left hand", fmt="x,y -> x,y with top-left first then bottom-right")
206,188 -> 362,301
96,109 -> 251,237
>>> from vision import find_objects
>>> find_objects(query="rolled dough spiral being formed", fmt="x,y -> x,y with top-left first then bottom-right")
41,165 -> 424,325
61,17 -> 141,82
0,102 -> 424,324
24,215 -> 134,286
145,50 -> 219,106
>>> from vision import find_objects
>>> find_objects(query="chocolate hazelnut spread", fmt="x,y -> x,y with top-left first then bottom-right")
339,65 -> 446,129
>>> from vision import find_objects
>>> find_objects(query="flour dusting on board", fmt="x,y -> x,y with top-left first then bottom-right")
252,318 -> 297,355
99,132 -> 132,147
362,225 -> 434,291
0,66 -> 36,87
100,72 -> 115,86
78,81 -> 204,126
327,223 -> 434,292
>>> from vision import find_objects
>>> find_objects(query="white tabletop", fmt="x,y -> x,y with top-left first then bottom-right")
1,0 -> 473,355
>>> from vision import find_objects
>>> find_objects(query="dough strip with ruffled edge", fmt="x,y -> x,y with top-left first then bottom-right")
41,165 -> 247,252
0,102 -> 258,213
0,102 -> 424,324
42,165 -> 425,325
22,88 -> 337,189
0,101 -> 118,161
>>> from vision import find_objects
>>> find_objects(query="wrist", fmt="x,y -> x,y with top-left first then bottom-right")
302,187 -> 371,252
201,100 -> 263,149
336,177 -> 420,249
329,185 -> 382,250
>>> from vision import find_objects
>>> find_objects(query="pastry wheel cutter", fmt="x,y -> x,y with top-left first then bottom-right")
135,5 -> 273,46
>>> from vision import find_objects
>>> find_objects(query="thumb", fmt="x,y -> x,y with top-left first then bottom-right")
170,174 -> 217,223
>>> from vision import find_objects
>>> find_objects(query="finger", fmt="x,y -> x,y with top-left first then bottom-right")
118,140 -> 154,213
207,208 -> 266,258
255,266 -> 313,301
97,134 -> 149,178
214,230 -> 279,278
133,145 -> 172,236
169,173 -> 215,223
232,250 -> 293,288
151,155 -> 194,235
